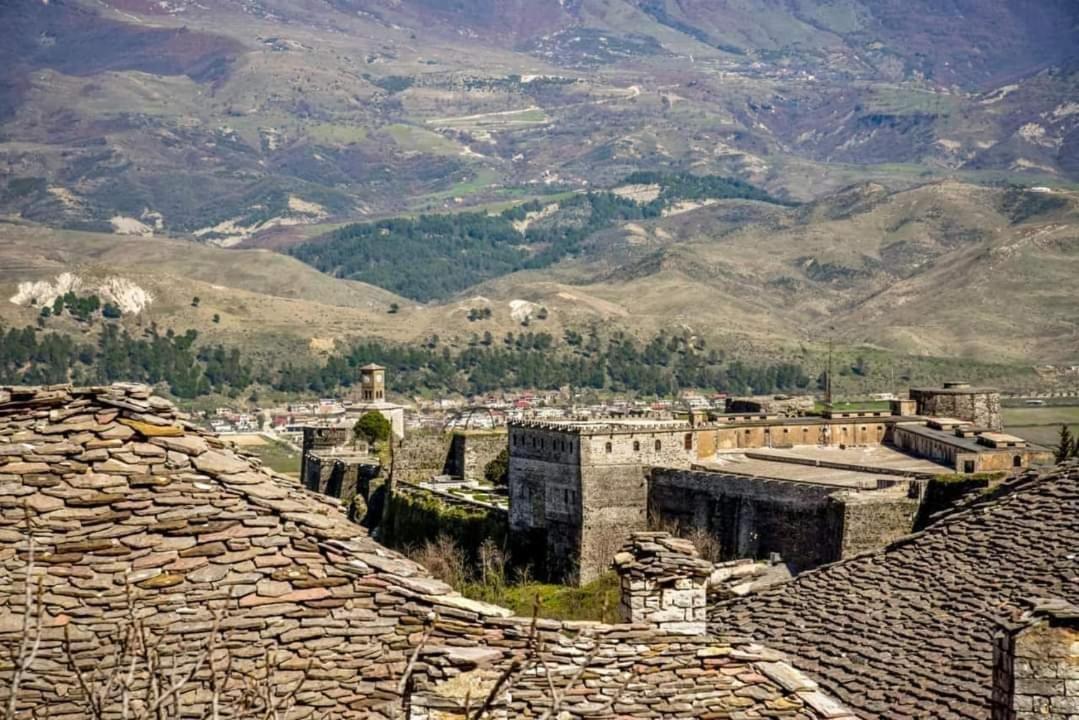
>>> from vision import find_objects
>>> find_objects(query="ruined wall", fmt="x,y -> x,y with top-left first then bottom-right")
649,469 -> 919,572
445,430 -> 507,483
395,428 -> 452,483
993,602 -> 1079,720
911,388 -> 1003,430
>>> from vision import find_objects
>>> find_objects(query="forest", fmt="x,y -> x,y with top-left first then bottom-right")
0,324 -> 811,401
290,173 -> 786,302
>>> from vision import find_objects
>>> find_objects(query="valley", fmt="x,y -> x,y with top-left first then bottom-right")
0,0 -> 1077,399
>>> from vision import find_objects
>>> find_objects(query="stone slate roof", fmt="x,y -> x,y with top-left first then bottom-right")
0,384 -> 857,719
711,461 -> 1079,720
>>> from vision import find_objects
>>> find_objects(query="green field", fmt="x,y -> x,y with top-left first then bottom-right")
1003,406 -> 1079,447
238,436 -> 303,477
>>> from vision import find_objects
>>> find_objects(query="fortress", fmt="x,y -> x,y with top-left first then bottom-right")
508,384 -> 1052,584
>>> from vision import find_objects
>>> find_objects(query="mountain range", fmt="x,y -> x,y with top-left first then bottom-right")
0,0 -> 1077,377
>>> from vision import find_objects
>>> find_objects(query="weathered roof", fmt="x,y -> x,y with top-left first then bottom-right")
711,461 -> 1079,720
0,384 -> 856,719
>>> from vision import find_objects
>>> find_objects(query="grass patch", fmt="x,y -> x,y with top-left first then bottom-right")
385,124 -> 461,155
305,122 -> 369,145
241,436 -> 302,476
814,400 -> 892,413
462,573 -> 621,623
1002,406 -> 1079,427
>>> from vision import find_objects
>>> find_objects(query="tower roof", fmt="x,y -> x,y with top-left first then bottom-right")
359,363 -> 385,371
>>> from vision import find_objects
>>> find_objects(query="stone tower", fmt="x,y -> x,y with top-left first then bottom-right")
910,382 -> 1002,431
360,363 -> 386,402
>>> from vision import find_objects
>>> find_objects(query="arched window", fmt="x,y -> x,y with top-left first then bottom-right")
605,442 -> 612,453
655,440 -> 662,451
1013,455 -> 1023,468
632,441 -> 640,452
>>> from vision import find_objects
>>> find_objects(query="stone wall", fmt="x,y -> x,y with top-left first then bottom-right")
507,426 -> 583,581
444,430 -> 506,483
613,532 -> 712,634
911,387 -> 1003,430
649,469 -> 919,572
395,428 -> 453,484
993,599 -> 1079,720
837,486 -> 922,558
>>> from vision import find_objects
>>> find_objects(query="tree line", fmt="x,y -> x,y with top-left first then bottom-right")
0,324 -> 251,399
1,323 -> 811,401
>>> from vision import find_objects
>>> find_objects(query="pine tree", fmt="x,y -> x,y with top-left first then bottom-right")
1055,424 -> 1074,464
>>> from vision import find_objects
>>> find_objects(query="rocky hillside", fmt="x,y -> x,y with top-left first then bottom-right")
2,181 -> 1076,366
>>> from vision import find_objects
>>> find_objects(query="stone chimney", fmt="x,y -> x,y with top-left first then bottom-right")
992,598 -> 1079,720
613,531 -> 713,635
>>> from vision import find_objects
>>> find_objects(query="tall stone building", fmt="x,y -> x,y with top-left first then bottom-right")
910,382 -> 1003,430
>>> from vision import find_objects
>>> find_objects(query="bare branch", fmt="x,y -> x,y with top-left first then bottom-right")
4,506 -> 45,720
397,614 -> 438,697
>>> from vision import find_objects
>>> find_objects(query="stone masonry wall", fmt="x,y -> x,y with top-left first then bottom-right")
395,428 -> 452,483
507,426 -> 583,581
649,468 -> 844,571
613,532 -> 712,635
837,486 -> 921,558
445,430 -> 506,483
993,600 -> 1079,720
650,469 -> 919,572
911,389 -> 1003,431
577,432 -> 696,585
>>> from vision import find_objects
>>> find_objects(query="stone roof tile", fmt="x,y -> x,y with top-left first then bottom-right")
712,460 -> 1079,720
0,384 -> 857,719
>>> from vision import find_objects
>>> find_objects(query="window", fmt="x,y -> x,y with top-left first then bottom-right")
563,488 -> 569,504
655,440 -> 662,451
684,433 -> 693,450
633,441 -> 640,452
605,442 -> 612,453
964,460 -> 975,473
1013,455 -> 1023,468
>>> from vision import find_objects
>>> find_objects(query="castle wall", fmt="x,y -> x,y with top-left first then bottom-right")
911,388 -> 1002,431
396,428 -> 453,484
837,487 -> 922,558
710,421 -> 890,451
649,469 -> 919,572
508,426 -> 583,581
445,430 -> 507,483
